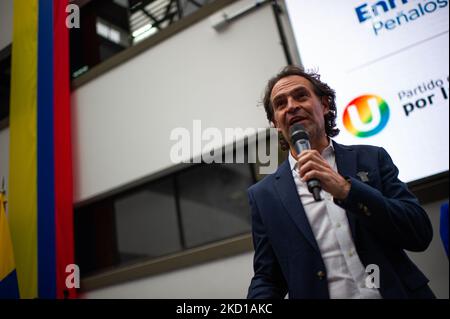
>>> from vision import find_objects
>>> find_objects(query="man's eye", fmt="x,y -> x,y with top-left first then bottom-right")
274,99 -> 286,109
292,91 -> 306,100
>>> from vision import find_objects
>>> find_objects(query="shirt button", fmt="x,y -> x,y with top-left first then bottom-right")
317,271 -> 326,280
349,250 -> 355,257
336,223 -> 341,228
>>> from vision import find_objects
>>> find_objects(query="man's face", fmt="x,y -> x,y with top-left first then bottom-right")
270,75 -> 329,146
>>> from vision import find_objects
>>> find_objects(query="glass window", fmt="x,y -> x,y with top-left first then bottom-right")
74,162 -> 256,276
177,163 -> 253,248
114,177 -> 182,263
75,176 -> 182,276
0,47 -> 11,124
75,199 -> 121,276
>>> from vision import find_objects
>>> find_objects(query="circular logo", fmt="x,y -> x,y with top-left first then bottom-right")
343,94 -> 390,138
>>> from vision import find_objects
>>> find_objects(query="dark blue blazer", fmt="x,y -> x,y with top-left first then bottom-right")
247,142 -> 435,299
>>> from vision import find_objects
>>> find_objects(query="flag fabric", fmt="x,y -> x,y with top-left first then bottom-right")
0,193 -> 19,298
8,0 -> 75,299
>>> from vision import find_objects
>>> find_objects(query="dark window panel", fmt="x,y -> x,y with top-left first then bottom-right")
0,47 -> 11,123
177,163 -> 253,248
74,199 -> 120,276
114,177 -> 182,263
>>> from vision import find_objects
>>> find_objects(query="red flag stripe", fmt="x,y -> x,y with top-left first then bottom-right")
54,0 -> 76,299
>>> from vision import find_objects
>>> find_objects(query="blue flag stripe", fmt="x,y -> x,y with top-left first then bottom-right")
37,0 -> 56,299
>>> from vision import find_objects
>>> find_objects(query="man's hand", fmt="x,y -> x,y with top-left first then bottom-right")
297,150 -> 350,200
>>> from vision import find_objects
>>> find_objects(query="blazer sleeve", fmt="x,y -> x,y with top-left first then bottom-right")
247,188 -> 288,299
335,147 -> 433,252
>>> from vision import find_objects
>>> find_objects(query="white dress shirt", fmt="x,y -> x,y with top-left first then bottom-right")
288,140 -> 382,299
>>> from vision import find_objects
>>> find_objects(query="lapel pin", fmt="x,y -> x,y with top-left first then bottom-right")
357,171 -> 370,182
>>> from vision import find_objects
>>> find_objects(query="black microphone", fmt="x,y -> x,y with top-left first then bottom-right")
289,123 -> 322,201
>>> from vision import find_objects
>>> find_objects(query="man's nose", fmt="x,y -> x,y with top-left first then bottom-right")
286,96 -> 299,112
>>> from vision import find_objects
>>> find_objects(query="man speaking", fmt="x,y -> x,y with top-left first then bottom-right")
247,66 -> 435,299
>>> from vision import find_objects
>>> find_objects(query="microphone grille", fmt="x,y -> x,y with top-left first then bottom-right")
289,123 -> 309,144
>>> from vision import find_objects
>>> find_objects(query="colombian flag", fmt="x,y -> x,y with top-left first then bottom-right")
0,193 -> 19,298
8,0 -> 76,299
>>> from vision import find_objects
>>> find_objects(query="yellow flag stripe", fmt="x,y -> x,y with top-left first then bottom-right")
9,0 -> 38,299
0,193 -> 15,280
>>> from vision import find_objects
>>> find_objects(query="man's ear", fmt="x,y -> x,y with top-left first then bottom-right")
321,97 -> 330,115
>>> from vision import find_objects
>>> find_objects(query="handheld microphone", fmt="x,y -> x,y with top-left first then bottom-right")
289,123 -> 322,201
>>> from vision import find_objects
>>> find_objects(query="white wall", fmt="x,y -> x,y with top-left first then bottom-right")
82,251 -> 254,299
71,0 -> 286,203
0,0 -> 13,50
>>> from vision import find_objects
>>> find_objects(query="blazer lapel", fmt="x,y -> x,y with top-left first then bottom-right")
333,141 -> 358,241
274,160 -> 320,253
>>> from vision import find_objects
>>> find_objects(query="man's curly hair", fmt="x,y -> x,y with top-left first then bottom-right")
263,66 -> 339,150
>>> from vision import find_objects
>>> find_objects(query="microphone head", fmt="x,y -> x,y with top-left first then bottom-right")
289,123 -> 309,144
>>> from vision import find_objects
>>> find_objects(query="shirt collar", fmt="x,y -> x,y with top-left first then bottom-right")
288,138 -> 334,172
